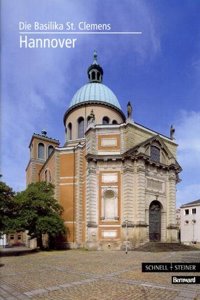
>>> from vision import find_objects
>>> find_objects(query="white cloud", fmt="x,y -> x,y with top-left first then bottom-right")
175,110 -> 200,206
94,0 -> 160,63
1,0 -> 161,191
177,183 -> 200,208
1,1 -> 93,190
176,110 -> 200,166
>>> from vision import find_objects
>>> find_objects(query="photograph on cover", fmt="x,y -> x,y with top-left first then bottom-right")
1,0 -> 200,299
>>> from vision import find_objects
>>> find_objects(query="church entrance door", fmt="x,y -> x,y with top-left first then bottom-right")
149,200 -> 161,242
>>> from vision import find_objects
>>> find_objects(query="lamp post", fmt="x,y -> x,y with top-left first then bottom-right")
125,219 -> 128,254
192,219 -> 196,244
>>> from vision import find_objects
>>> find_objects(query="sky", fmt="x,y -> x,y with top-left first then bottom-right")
1,0 -> 200,207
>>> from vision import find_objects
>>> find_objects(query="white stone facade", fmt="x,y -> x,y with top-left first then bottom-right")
83,123 -> 181,250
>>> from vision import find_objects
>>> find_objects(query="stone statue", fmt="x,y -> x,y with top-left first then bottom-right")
170,125 -> 175,140
88,109 -> 95,126
127,101 -> 132,119
41,129 -> 47,136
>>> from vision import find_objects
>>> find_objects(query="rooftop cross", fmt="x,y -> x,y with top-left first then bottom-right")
93,50 -> 98,64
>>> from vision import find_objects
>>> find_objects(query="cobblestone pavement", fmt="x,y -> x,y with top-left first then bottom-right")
0,250 -> 200,300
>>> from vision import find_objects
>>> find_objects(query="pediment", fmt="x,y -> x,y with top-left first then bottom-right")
123,135 -> 181,172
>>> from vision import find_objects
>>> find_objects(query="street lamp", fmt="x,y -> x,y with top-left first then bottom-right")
124,219 -> 129,254
192,219 -> 196,244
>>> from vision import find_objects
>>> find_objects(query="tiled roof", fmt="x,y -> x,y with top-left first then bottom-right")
29,133 -> 59,148
181,199 -> 200,208
33,133 -> 59,143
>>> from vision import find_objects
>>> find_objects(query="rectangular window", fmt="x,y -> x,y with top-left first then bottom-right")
185,209 -> 189,215
192,208 -> 196,214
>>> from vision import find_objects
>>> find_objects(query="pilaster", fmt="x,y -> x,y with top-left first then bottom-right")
122,160 -> 135,223
54,151 -> 60,202
86,161 -> 98,248
75,148 -> 84,246
166,170 -> 178,242
136,160 -> 146,224
167,171 -> 177,227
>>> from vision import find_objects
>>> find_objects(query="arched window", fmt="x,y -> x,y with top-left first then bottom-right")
78,117 -> 84,138
112,120 -> 118,124
48,145 -> 54,157
150,146 -> 160,162
102,116 -> 110,125
92,71 -> 96,80
68,123 -> 72,140
38,143 -> 45,159
149,200 -> 162,241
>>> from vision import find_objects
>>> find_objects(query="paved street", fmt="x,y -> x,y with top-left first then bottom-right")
0,250 -> 200,300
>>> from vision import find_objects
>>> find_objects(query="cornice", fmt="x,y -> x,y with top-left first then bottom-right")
63,101 -> 126,124
29,133 -> 59,148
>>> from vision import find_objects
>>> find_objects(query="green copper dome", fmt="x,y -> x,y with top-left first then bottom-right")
68,51 -> 121,110
69,82 -> 121,109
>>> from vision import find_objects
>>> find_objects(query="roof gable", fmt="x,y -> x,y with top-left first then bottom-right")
123,135 -> 181,172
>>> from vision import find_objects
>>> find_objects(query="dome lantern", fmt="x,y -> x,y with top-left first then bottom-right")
87,50 -> 103,83
63,51 -> 126,125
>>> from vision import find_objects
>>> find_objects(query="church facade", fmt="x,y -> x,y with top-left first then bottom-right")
26,52 -> 181,250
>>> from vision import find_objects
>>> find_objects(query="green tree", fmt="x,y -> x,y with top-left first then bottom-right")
15,182 -> 66,249
0,181 -> 21,237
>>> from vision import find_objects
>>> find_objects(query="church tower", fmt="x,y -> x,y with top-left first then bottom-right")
26,130 -> 59,185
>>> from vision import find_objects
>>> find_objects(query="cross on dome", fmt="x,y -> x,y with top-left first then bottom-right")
93,50 -> 98,64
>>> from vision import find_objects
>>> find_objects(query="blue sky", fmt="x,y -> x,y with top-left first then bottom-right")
1,0 -> 200,206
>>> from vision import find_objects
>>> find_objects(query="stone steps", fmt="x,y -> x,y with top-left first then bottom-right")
134,242 -> 199,252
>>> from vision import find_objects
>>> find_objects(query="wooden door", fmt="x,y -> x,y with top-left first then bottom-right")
149,201 -> 161,241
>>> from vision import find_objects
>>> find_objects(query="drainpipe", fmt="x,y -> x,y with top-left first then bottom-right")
84,103 -> 87,132
73,146 -> 76,245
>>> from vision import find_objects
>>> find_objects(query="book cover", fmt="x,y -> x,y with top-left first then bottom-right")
1,1 -> 200,299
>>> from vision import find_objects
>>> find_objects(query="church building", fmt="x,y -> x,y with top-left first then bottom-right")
26,52 -> 181,250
